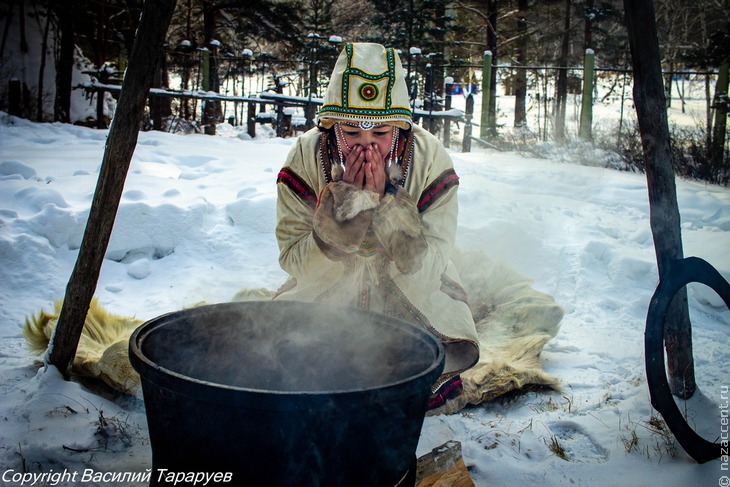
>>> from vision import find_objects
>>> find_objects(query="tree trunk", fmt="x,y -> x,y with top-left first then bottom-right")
623,0 -> 695,399
18,0 -> 27,53
48,0 -> 178,377
513,0 -> 528,129
584,0 -> 594,50
711,63 -> 728,173
18,0 -> 28,117
52,1 -> 74,123
202,1 -> 221,133
151,46 -> 172,131
432,0 -> 447,128
665,61 -> 673,108
0,2 -> 14,60
554,0 -> 571,143
486,0 -> 498,136
37,4 -> 51,122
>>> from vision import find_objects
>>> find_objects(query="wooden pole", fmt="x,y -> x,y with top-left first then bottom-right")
480,51 -> 492,139
444,77 -> 453,148
462,93 -> 474,153
579,49 -> 594,141
623,0 -> 695,399
247,102 -> 256,138
48,0 -> 178,377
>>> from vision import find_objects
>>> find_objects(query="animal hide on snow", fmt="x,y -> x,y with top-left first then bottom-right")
429,250 -> 564,415
23,254 -> 562,412
23,298 -> 143,394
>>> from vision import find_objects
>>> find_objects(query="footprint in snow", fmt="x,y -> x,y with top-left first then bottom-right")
546,421 -> 609,463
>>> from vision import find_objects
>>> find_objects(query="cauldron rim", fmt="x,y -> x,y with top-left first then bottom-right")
129,300 -> 445,400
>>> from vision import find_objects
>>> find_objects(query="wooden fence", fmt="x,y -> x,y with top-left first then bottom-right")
51,50 -> 726,154
77,81 -> 473,150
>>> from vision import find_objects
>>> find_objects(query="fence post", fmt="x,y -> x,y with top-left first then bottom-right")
96,67 -> 110,129
444,76 -> 453,148
247,101 -> 256,138
462,93 -> 474,152
579,49 -> 595,141
305,103 -> 316,131
275,103 -> 284,137
480,51 -> 492,139
201,49 -> 217,135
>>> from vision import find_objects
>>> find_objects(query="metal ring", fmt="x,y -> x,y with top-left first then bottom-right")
645,256 -> 728,463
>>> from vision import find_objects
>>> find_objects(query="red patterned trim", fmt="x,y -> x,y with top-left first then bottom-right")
427,375 -> 463,410
277,167 -> 317,209
440,273 -> 469,305
417,169 -> 459,213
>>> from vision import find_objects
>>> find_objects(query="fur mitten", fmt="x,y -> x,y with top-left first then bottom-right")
372,185 -> 428,274
313,181 -> 379,255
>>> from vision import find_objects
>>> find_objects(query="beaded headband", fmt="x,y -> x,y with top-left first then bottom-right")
341,120 -> 384,131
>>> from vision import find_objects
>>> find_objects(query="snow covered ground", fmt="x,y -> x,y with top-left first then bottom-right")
0,108 -> 728,486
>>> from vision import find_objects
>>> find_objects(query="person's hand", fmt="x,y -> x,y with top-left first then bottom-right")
364,144 -> 387,196
341,145 -> 366,188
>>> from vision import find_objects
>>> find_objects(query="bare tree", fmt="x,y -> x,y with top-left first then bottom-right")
36,3 -> 52,122
513,0 -> 528,128
52,0 -> 74,122
554,0 -> 571,142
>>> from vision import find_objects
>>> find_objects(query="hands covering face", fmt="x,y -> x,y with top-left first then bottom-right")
340,143 -> 387,195
337,124 -> 393,196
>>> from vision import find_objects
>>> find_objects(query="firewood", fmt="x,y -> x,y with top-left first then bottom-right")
415,441 -> 474,487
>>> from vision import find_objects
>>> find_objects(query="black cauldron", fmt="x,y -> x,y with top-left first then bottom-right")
129,300 -> 445,486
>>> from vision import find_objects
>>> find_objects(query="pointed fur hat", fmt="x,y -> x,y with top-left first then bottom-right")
318,43 -> 412,129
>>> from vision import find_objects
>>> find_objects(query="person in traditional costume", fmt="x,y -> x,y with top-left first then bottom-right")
274,42 -> 479,409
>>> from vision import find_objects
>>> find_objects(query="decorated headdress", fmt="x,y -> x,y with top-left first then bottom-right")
318,43 -> 412,130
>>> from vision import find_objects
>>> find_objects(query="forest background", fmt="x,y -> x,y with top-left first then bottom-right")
1,0 -> 728,183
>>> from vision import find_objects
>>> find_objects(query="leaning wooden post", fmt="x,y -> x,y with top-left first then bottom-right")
624,0 -> 695,399
48,0 -> 178,377
579,49 -> 595,141
480,51 -> 492,139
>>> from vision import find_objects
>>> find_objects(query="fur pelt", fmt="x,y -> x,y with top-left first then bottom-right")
23,298 -> 142,394
427,250 -> 564,415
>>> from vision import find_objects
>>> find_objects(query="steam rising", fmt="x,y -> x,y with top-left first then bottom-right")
139,301 -> 438,392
